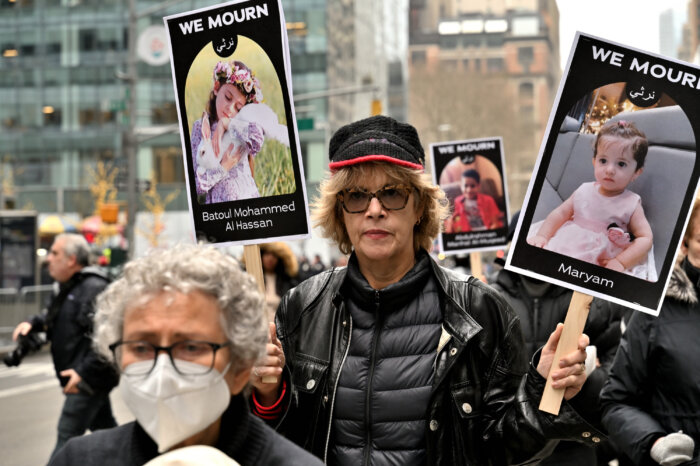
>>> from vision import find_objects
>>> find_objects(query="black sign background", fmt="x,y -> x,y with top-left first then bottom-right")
507,33 -> 700,314
431,137 -> 509,254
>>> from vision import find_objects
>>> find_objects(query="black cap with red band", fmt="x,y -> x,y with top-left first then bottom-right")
328,115 -> 425,171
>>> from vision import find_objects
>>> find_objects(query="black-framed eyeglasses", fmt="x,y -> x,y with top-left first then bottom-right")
337,184 -> 413,213
109,340 -> 231,376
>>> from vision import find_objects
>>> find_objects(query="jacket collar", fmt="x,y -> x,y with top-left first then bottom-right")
667,259 -> 699,305
425,251 -> 483,344
130,394 -> 255,464
343,251 -> 432,309
324,249 -> 482,344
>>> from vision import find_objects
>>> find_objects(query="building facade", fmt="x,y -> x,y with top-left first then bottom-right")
0,0 -> 407,213
326,0 -> 408,130
0,0 -> 409,258
408,0 -> 560,210
679,0 -> 699,63
0,0 -> 196,216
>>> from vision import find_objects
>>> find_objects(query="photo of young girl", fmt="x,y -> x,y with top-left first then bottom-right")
527,120 -> 656,281
186,37 -> 294,205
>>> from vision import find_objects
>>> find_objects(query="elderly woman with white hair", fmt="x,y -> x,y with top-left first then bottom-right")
49,245 -> 322,466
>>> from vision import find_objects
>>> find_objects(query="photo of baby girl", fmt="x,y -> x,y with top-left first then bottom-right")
507,33 -> 700,314
185,37 -> 294,205
527,120 -> 656,281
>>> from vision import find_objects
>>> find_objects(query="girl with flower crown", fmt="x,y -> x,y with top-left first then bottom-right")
190,60 -> 265,204
527,119 -> 656,281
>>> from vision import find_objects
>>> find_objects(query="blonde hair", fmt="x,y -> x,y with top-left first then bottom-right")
311,161 -> 449,255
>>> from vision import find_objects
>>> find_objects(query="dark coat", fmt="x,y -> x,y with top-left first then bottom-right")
272,250 -> 604,466
490,268 -> 623,369
49,395 -> 323,466
258,242 -> 300,296
600,261 -> 700,466
490,268 -> 625,464
30,267 -> 118,392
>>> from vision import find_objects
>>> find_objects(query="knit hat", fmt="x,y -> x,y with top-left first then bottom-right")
328,115 -> 425,171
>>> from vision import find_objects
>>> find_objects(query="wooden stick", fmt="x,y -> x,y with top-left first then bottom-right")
470,251 -> 485,282
539,290 -> 592,415
243,244 -> 277,384
243,244 -> 265,294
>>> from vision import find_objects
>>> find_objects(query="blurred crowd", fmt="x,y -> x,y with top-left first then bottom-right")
10,115 -> 696,466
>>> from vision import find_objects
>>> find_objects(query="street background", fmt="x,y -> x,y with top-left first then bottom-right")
0,0 -> 697,464
0,351 -> 133,466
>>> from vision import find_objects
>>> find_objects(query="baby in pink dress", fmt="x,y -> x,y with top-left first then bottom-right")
528,120 -> 656,281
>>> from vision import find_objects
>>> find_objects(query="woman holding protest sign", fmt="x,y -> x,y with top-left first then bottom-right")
249,115 -> 602,465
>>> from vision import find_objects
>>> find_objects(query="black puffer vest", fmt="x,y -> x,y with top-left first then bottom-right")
329,253 -> 442,465
272,250 -> 605,465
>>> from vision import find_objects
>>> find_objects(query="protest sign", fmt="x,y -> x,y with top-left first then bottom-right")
164,0 -> 311,247
430,137 -> 509,255
506,32 -> 700,317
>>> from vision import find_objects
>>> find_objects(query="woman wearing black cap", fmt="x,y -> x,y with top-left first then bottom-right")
249,115 -> 601,466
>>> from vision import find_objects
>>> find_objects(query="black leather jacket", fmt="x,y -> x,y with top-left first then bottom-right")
273,252 -> 604,465
30,267 -> 118,392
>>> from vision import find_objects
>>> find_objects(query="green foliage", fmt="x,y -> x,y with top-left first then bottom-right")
253,140 -> 296,196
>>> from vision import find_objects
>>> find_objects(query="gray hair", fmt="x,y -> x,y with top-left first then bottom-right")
55,233 -> 91,266
94,244 -> 267,373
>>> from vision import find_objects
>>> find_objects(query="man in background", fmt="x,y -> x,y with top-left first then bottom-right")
12,233 -> 118,460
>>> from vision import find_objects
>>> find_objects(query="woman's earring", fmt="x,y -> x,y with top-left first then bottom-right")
415,216 -> 422,226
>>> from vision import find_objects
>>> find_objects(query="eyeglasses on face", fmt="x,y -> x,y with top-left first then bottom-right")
336,184 -> 413,213
109,340 -> 231,376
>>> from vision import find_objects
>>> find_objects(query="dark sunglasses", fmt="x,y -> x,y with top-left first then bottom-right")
337,185 -> 413,213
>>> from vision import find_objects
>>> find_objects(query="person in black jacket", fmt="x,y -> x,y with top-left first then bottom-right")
12,233 -> 118,461
249,115 -> 602,465
491,252 -> 624,464
600,200 -> 700,466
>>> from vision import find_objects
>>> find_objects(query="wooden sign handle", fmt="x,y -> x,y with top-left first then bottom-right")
243,244 -> 265,294
243,244 -> 278,384
538,290 -> 592,415
469,251 -> 485,282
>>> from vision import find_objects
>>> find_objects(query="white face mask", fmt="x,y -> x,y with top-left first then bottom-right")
119,354 -> 232,453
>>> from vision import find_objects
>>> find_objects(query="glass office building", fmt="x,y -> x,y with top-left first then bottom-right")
0,0 -> 330,218
0,0 -> 194,215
